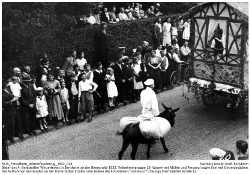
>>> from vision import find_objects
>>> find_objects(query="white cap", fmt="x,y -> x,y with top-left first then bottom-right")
209,148 -> 226,158
144,79 -> 154,86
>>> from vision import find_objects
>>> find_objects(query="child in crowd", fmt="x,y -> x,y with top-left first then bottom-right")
105,67 -> 118,109
236,140 -> 248,160
9,76 -> 22,109
78,73 -> 98,123
60,81 -> 70,124
36,87 -> 48,132
73,64 -> 81,81
84,64 -> 93,82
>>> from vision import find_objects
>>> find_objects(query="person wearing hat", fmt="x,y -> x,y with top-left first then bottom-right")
209,148 -> 235,160
66,73 -> 80,123
140,79 -> 159,116
123,56 -> 136,103
20,76 -> 37,136
113,53 -> 128,105
148,50 -> 162,91
35,87 -> 49,131
93,62 -> 108,113
22,65 -> 31,80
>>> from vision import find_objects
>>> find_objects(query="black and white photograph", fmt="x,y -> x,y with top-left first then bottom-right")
1,1 -> 249,174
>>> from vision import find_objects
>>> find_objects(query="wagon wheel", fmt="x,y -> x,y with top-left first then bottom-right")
170,71 -> 177,87
201,91 -> 217,107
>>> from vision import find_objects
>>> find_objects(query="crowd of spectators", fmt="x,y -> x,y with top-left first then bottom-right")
2,15 -> 192,145
77,2 -> 163,27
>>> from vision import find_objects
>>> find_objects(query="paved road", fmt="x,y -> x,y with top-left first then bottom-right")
8,86 -> 248,160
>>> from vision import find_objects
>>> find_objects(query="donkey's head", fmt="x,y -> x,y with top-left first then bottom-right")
158,103 -> 179,127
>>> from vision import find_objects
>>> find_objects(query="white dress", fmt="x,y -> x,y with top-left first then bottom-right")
60,88 -> 70,110
132,64 -> 144,90
36,95 -> 49,118
162,22 -> 172,46
182,21 -> 190,40
105,74 -> 118,98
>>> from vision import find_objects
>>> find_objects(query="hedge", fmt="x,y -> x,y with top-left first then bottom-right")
2,14 -> 180,80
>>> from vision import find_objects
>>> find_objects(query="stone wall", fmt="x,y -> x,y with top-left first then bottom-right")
194,61 -> 241,86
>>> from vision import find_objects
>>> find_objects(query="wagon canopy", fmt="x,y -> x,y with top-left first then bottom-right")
187,2 -> 249,92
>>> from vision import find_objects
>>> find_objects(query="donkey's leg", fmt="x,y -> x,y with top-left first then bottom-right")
146,142 -> 152,159
160,138 -> 169,153
130,142 -> 139,160
118,138 -> 130,160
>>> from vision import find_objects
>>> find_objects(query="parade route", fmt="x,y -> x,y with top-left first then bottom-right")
8,86 -> 248,160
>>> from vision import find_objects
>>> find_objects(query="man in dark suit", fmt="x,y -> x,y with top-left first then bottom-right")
95,22 -> 109,69
20,76 -> 37,136
113,53 -> 127,105
66,73 -> 79,123
123,57 -> 136,103
153,18 -> 163,49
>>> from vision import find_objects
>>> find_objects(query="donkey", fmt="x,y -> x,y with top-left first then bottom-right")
117,104 -> 179,160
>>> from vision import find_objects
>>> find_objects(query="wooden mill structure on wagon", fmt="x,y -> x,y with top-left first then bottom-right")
185,2 -> 248,115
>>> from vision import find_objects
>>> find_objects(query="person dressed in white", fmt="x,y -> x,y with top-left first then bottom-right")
36,87 -> 48,132
162,18 -> 172,47
140,79 -> 159,116
105,67 -> 118,109
182,19 -> 191,40
78,73 -> 98,123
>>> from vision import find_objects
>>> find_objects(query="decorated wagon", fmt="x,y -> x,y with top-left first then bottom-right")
185,2 -> 248,116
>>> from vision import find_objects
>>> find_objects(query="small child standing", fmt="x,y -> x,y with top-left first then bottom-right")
36,87 -> 49,132
236,140 -> 248,160
59,81 -> 70,124
105,67 -> 118,109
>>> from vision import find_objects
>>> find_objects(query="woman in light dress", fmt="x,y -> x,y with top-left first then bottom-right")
44,71 -> 64,127
105,67 -> 118,109
162,18 -> 172,47
182,19 -> 191,40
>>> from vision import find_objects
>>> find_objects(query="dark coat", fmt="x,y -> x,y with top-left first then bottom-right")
93,70 -> 108,104
95,29 -> 108,50
113,63 -> 127,86
65,80 -> 79,100
20,83 -> 36,111
2,90 -> 17,118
